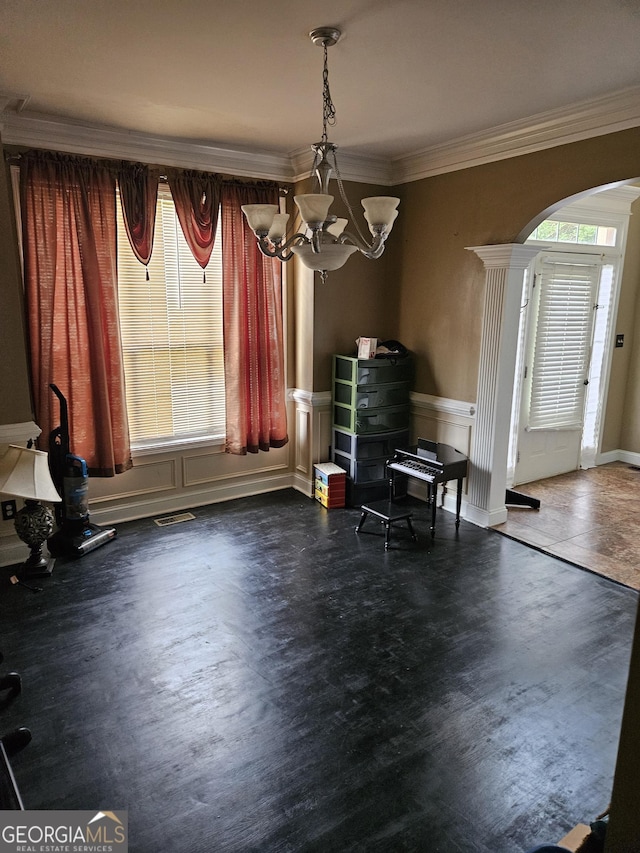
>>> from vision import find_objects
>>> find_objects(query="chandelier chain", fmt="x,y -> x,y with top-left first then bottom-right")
332,153 -> 370,247
321,42 -> 337,143
241,27 -> 399,278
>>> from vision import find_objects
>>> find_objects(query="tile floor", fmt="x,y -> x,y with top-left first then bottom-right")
494,461 -> 640,589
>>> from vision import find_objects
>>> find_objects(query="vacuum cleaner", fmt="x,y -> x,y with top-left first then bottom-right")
47,384 -> 117,558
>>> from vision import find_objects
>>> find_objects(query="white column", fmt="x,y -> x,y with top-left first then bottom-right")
465,244 -> 540,527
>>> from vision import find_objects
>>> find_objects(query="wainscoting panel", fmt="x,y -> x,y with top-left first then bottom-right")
409,393 -> 476,514
410,393 -> 475,456
291,389 -> 332,497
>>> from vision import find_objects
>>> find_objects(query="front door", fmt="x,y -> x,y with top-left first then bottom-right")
514,255 -> 601,486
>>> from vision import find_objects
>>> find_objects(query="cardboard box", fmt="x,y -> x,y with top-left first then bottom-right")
557,824 -> 591,851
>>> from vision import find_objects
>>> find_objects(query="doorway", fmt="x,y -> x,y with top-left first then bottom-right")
507,185 -> 640,489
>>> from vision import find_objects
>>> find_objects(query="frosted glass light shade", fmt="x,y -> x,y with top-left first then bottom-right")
365,208 -> 398,237
291,242 -> 358,272
361,197 -> 400,232
267,213 -> 290,242
326,218 -> 348,238
294,194 -> 333,225
0,445 -> 61,503
241,204 -> 279,234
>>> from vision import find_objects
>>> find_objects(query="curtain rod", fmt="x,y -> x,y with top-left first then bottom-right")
4,150 -> 290,192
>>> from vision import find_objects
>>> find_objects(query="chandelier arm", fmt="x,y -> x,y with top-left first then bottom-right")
257,232 -> 309,262
243,26 -> 400,282
339,229 -> 388,259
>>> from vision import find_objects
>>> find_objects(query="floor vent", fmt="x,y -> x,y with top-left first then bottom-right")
154,512 -> 196,527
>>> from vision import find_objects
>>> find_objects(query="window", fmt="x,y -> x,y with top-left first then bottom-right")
529,218 -> 617,247
116,184 -> 225,450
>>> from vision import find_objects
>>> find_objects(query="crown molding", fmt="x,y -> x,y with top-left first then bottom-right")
0,112 -> 295,182
392,85 -> 640,184
4,84 -> 640,187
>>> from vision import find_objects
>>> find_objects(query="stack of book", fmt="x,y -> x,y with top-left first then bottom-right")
314,462 -> 346,508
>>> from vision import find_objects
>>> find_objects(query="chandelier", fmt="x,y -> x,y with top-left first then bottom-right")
242,26 -> 400,283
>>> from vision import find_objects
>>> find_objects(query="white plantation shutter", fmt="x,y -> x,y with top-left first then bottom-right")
116,184 -> 225,447
528,261 -> 600,430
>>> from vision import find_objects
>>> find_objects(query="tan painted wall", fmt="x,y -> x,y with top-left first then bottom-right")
308,179 -> 397,391
619,196 -> 640,453
602,196 -> 640,453
621,290 -> 640,452
0,141 -> 32,424
287,176 -> 395,394
389,127 -> 640,454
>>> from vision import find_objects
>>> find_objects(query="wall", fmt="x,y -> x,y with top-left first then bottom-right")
0,143 -> 395,556
4,127 -> 640,531
3,122 -> 640,849
619,195 -> 640,453
602,195 -> 640,453
287,175 -> 397,393
621,286 -> 640,451
391,128 -> 640,461
0,140 -> 32,424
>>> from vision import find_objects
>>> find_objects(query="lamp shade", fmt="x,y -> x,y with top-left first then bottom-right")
267,213 -> 290,242
361,197 -> 400,233
241,204 -> 279,235
326,218 -> 348,238
0,445 -> 61,503
294,194 -> 333,226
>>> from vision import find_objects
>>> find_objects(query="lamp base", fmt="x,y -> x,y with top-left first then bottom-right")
19,553 -> 55,580
14,500 -> 56,580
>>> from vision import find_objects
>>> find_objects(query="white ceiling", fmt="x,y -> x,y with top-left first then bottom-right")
3,0 -> 640,166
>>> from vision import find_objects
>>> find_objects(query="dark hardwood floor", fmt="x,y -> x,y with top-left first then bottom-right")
1,489 -> 637,852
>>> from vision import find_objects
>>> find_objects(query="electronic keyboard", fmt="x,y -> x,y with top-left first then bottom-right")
386,439 -> 468,535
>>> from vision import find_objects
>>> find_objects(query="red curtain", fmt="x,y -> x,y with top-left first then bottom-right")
20,151 -> 132,476
117,162 -> 159,275
167,168 -> 221,272
221,183 -> 288,455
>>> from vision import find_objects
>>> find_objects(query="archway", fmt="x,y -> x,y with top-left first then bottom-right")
510,183 -> 640,487
466,178 -> 640,528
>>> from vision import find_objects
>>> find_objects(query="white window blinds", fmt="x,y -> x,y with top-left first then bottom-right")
116,185 -> 225,448
528,261 -> 600,430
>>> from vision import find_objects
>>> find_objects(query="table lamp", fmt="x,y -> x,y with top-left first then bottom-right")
0,445 -> 61,579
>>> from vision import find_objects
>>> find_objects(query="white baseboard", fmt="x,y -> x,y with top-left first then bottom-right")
598,448 -> 640,467
0,535 -> 29,569
0,472 -> 314,568
89,471 -> 298,527
465,503 -> 508,529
